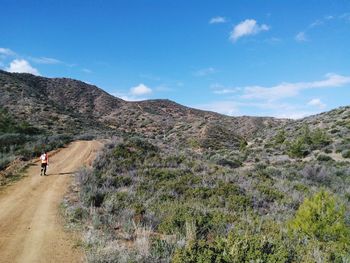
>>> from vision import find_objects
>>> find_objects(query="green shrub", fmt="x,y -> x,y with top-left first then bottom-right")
342,150 -> 350,159
287,138 -> 308,158
310,128 -> 331,148
317,154 -> 333,162
275,130 -> 286,144
257,184 -> 284,202
289,190 -> 350,244
215,157 -> 241,168
239,138 -> 248,151
157,205 -> 214,238
287,126 -> 331,158
0,108 -> 40,135
172,232 -> 293,263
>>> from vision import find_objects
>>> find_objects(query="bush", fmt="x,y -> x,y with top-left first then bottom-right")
342,150 -> 350,159
172,232 -> 294,263
310,128 -> 331,148
287,138 -> 308,158
317,154 -> 333,162
274,130 -> 286,144
287,126 -> 331,158
0,133 -> 28,150
289,190 -> 350,244
0,108 -> 40,135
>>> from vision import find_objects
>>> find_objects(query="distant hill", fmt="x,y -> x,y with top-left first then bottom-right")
0,70 -> 284,147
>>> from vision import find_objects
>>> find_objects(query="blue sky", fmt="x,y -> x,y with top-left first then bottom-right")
1,0 -> 350,118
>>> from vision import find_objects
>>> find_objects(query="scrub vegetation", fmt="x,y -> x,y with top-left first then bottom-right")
1,71 -> 349,262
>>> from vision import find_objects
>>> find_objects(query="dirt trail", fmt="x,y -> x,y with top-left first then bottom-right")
0,140 -> 102,263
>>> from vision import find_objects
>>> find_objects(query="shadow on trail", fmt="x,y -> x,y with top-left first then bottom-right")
45,171 -> 77,176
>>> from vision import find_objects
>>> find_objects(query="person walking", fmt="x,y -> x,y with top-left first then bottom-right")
40,152 -> 49,176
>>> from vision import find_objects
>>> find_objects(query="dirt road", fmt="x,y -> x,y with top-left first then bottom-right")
0,140 -> 102,263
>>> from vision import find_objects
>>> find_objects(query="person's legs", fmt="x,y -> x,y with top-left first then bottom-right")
40,163 -> 44,176
43,164 -> 47,175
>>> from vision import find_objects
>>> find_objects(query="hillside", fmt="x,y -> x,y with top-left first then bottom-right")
0,70 -> 284,142
1,71 -> 350,262
66,105 -> 350,262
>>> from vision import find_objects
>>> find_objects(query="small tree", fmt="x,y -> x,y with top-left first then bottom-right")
287,138 -> 308,158
274,130 -> 286,144
310,128 -> 331,148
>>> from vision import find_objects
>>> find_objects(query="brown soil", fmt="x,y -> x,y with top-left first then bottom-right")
0,140 -> 102,263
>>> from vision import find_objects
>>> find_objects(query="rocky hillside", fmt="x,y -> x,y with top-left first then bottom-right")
0,70 -> 284,145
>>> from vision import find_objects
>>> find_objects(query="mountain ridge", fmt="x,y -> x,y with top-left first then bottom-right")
0,70 -> 287,142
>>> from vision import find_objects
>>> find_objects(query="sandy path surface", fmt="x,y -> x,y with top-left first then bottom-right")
0,140 -> 102,263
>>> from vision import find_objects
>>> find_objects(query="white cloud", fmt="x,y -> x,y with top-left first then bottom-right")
211,83 -> 241,94
213,89 -> 237,95
240,73 -> 350,101
194,67 -> 216,77
30,56 -> 61,64
274,111 -> 317,119
196,99 -> 320,119
308,98 -> 326,109
5,59 -> 40,75
130,83 -> 152,96
213,73 -> 350,102
111,92 -> 146,101
209,16 -> 227,24
0,47 -> 16,56
230,19 -> 269,42
295,32 -> 307,42
196,101 -> 239,116
309,20 -> 323,28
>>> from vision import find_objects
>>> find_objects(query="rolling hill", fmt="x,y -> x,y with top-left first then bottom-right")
1,70 -> 350,262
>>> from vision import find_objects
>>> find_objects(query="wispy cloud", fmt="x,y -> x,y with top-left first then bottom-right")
230,19 -> 269,42
209,16 -> 227,24
30,56 -> 62,64
240,73 -> 350,101
295,32 -> 307,42
0,47 -> 16,56
207,73 -> 349,118
5,59 -> 40,75
308,98 -> 326,109
296,13 -> 350,42
196,101 -> 239,116
196,100 -> 321,119
309,20 -> 324,28
211,83 -> 241,94
194,67 -> 216,77
212,73 -> 350,102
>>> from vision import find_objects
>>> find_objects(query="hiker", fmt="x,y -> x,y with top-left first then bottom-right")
40,152 -> 49,176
